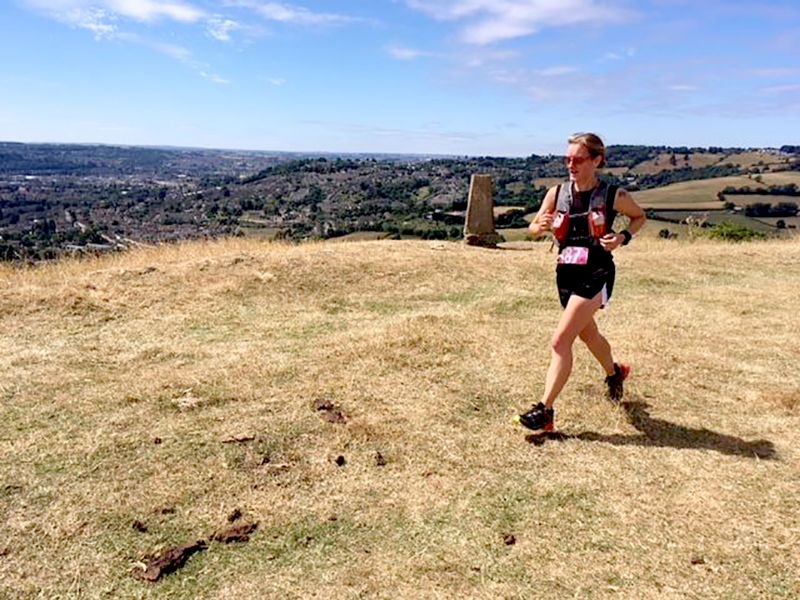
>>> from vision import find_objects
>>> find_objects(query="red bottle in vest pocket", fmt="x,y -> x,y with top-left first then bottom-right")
552,211 -> 569,242
588,209 -> 606,238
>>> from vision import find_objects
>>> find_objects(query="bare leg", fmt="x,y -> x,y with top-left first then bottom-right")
541,293 -> 603,408
578,317 -> 615,376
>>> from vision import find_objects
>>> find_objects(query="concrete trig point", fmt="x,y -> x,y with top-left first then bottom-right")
464,174 -> 504,248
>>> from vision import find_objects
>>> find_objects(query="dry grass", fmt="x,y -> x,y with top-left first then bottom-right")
2,237 -> 799,599
602,167 -> 630,177
494,206 -> 526,216
721,152 -> 789,170
534,177 -> 564,189
759,172 -> 800,186
634,176 -> 766,209
326,231 -> 394,243
630,153 -> 725,175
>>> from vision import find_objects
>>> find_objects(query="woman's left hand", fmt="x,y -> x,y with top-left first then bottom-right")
599,232 -> 623,252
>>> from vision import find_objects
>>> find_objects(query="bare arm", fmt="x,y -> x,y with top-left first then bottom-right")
599,187 -> 647,251
528,186 -> 558,238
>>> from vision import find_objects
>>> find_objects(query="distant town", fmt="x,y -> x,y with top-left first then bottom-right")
1,142 -> 798,261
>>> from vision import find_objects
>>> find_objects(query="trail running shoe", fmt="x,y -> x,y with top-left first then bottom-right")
605,363 -> 631,402
516,402 -> 555,432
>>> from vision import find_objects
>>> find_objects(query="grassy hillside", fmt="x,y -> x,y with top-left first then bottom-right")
634,173 -> 800,234
1,238 -> 799,598
531,172 -> 800,212
630,152 -> 724,175
634,176 -> 762,208
721,151 -> 788,170
758,171 -> 800,186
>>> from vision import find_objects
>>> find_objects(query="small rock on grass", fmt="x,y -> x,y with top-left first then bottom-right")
322,410 -> 347,424
133,540 -> 207,582
503,534 -> 516,546
314,398 -> 347,424
313,398 -> 335,411
132,520 -> 148,533
211,522 -> 258,544
227,508 -> 243,523
221,435 -> 256,444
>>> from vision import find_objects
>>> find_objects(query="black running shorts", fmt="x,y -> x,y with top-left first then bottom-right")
556,262 -> 615,309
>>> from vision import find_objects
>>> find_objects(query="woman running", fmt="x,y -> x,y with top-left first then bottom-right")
518,132 -> 646,432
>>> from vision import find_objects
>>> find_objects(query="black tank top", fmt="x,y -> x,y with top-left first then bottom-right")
559,186 -> 617,268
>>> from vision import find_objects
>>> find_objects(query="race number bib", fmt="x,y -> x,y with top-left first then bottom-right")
558,246 -> 589,265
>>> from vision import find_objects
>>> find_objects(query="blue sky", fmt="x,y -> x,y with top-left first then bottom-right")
1,0 -> 799,156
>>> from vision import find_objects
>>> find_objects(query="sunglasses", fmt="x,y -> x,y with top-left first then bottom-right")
564,155 -> 594,166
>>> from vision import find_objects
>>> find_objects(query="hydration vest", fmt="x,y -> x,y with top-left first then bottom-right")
552,181 -> 617,248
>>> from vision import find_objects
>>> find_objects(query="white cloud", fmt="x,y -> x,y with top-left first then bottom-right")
406,0 -> 635,45
603,48 -> 636,61
762,83 -> 800,95
68,7 -> 118,39
150,40 -> 194,62
22,0 -> 236,84
463,49 -> 519,67
536,66 -> 578,77
668,84 -> 698,92
207,16 -> 241,41
404,0 -> 482,21
475,59 -> 628,107
268,78 -> 286,86
341,122 -> 490,146
23,2 -> 116,37
25,0 -> 205,24
27,0 -> 253,44
750,68 -> 800,78
386,44 -> 514,66
200,71 -> 230,84
385,45 -> 438,60
108,0 -> 204,23
114,32 -> 230,84
115,32 -> 193,62
228,1 -> 361,26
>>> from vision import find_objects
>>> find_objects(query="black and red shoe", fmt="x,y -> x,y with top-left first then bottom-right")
516,402 -> 555,432
605,363 -> 631,402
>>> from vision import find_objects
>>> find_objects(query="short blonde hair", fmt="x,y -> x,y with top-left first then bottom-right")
568,132 -> 606,168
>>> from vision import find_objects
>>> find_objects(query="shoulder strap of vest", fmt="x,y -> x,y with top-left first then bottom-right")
602,183 -> 618,225
588,180 -> 608,210
557,180 -> 617,215
605,183 -> 618,207
556,182 -> 571,213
